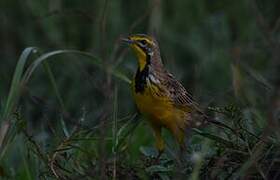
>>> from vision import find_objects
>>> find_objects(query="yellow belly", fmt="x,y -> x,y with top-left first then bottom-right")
132,83 -> 187,128
131,79 -> 192,149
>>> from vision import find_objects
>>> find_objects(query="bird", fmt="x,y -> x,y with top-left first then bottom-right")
122,34 -> 207,155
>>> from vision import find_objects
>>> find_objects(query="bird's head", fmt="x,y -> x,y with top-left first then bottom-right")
122,34 -> 161,71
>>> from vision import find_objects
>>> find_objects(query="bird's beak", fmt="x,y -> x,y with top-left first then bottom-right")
121,37 -> 134,45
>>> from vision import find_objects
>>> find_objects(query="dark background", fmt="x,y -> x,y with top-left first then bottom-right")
0,0 -> 280,179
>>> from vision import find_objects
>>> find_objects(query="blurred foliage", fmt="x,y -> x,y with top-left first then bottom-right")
0,0 -> 280,179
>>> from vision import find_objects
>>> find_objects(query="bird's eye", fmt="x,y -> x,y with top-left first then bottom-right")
139,40 -> 147,46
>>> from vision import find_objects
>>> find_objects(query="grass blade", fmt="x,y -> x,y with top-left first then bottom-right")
0,47 -> 36,157
22,50 -> 131,85
0,48 -> 131,161
2,47 -> 37,120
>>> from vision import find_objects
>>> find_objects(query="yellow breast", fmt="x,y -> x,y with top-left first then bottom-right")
131,80 -> 187,127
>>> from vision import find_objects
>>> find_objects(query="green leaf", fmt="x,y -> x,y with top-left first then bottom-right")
193,129 -> 235,148
0,47 -> 36,160
158,173 -> 170,180
145,165 -> 171,173
2,47 -> 37,120
0,48 -> 132,161
22,49 -> 131,85
140,146 -> 158,157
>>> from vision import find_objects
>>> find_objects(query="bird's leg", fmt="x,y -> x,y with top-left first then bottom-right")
177,133 -> 187,166
170,126 -> 187,178
169,125 -> 185,149
151,123 -> 164,161
170,125 -> 187,163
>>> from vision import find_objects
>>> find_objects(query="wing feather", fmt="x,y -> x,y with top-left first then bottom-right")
164,73 -> 199,110
162,72 -> 208,127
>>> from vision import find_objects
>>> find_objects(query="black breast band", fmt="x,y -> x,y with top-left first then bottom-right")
134,55 -> 151,93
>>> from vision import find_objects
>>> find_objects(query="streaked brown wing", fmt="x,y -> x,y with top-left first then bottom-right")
162,72 -> 208,127
163,72 -> 198,109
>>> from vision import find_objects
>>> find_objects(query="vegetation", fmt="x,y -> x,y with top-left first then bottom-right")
0,0 -> 280,179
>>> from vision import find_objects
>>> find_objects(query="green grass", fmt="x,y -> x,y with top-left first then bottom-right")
0,47 -> 279,179
1,0 -> 280,179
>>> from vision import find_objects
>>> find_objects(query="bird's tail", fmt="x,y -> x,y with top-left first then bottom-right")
191,107 -> 235,132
